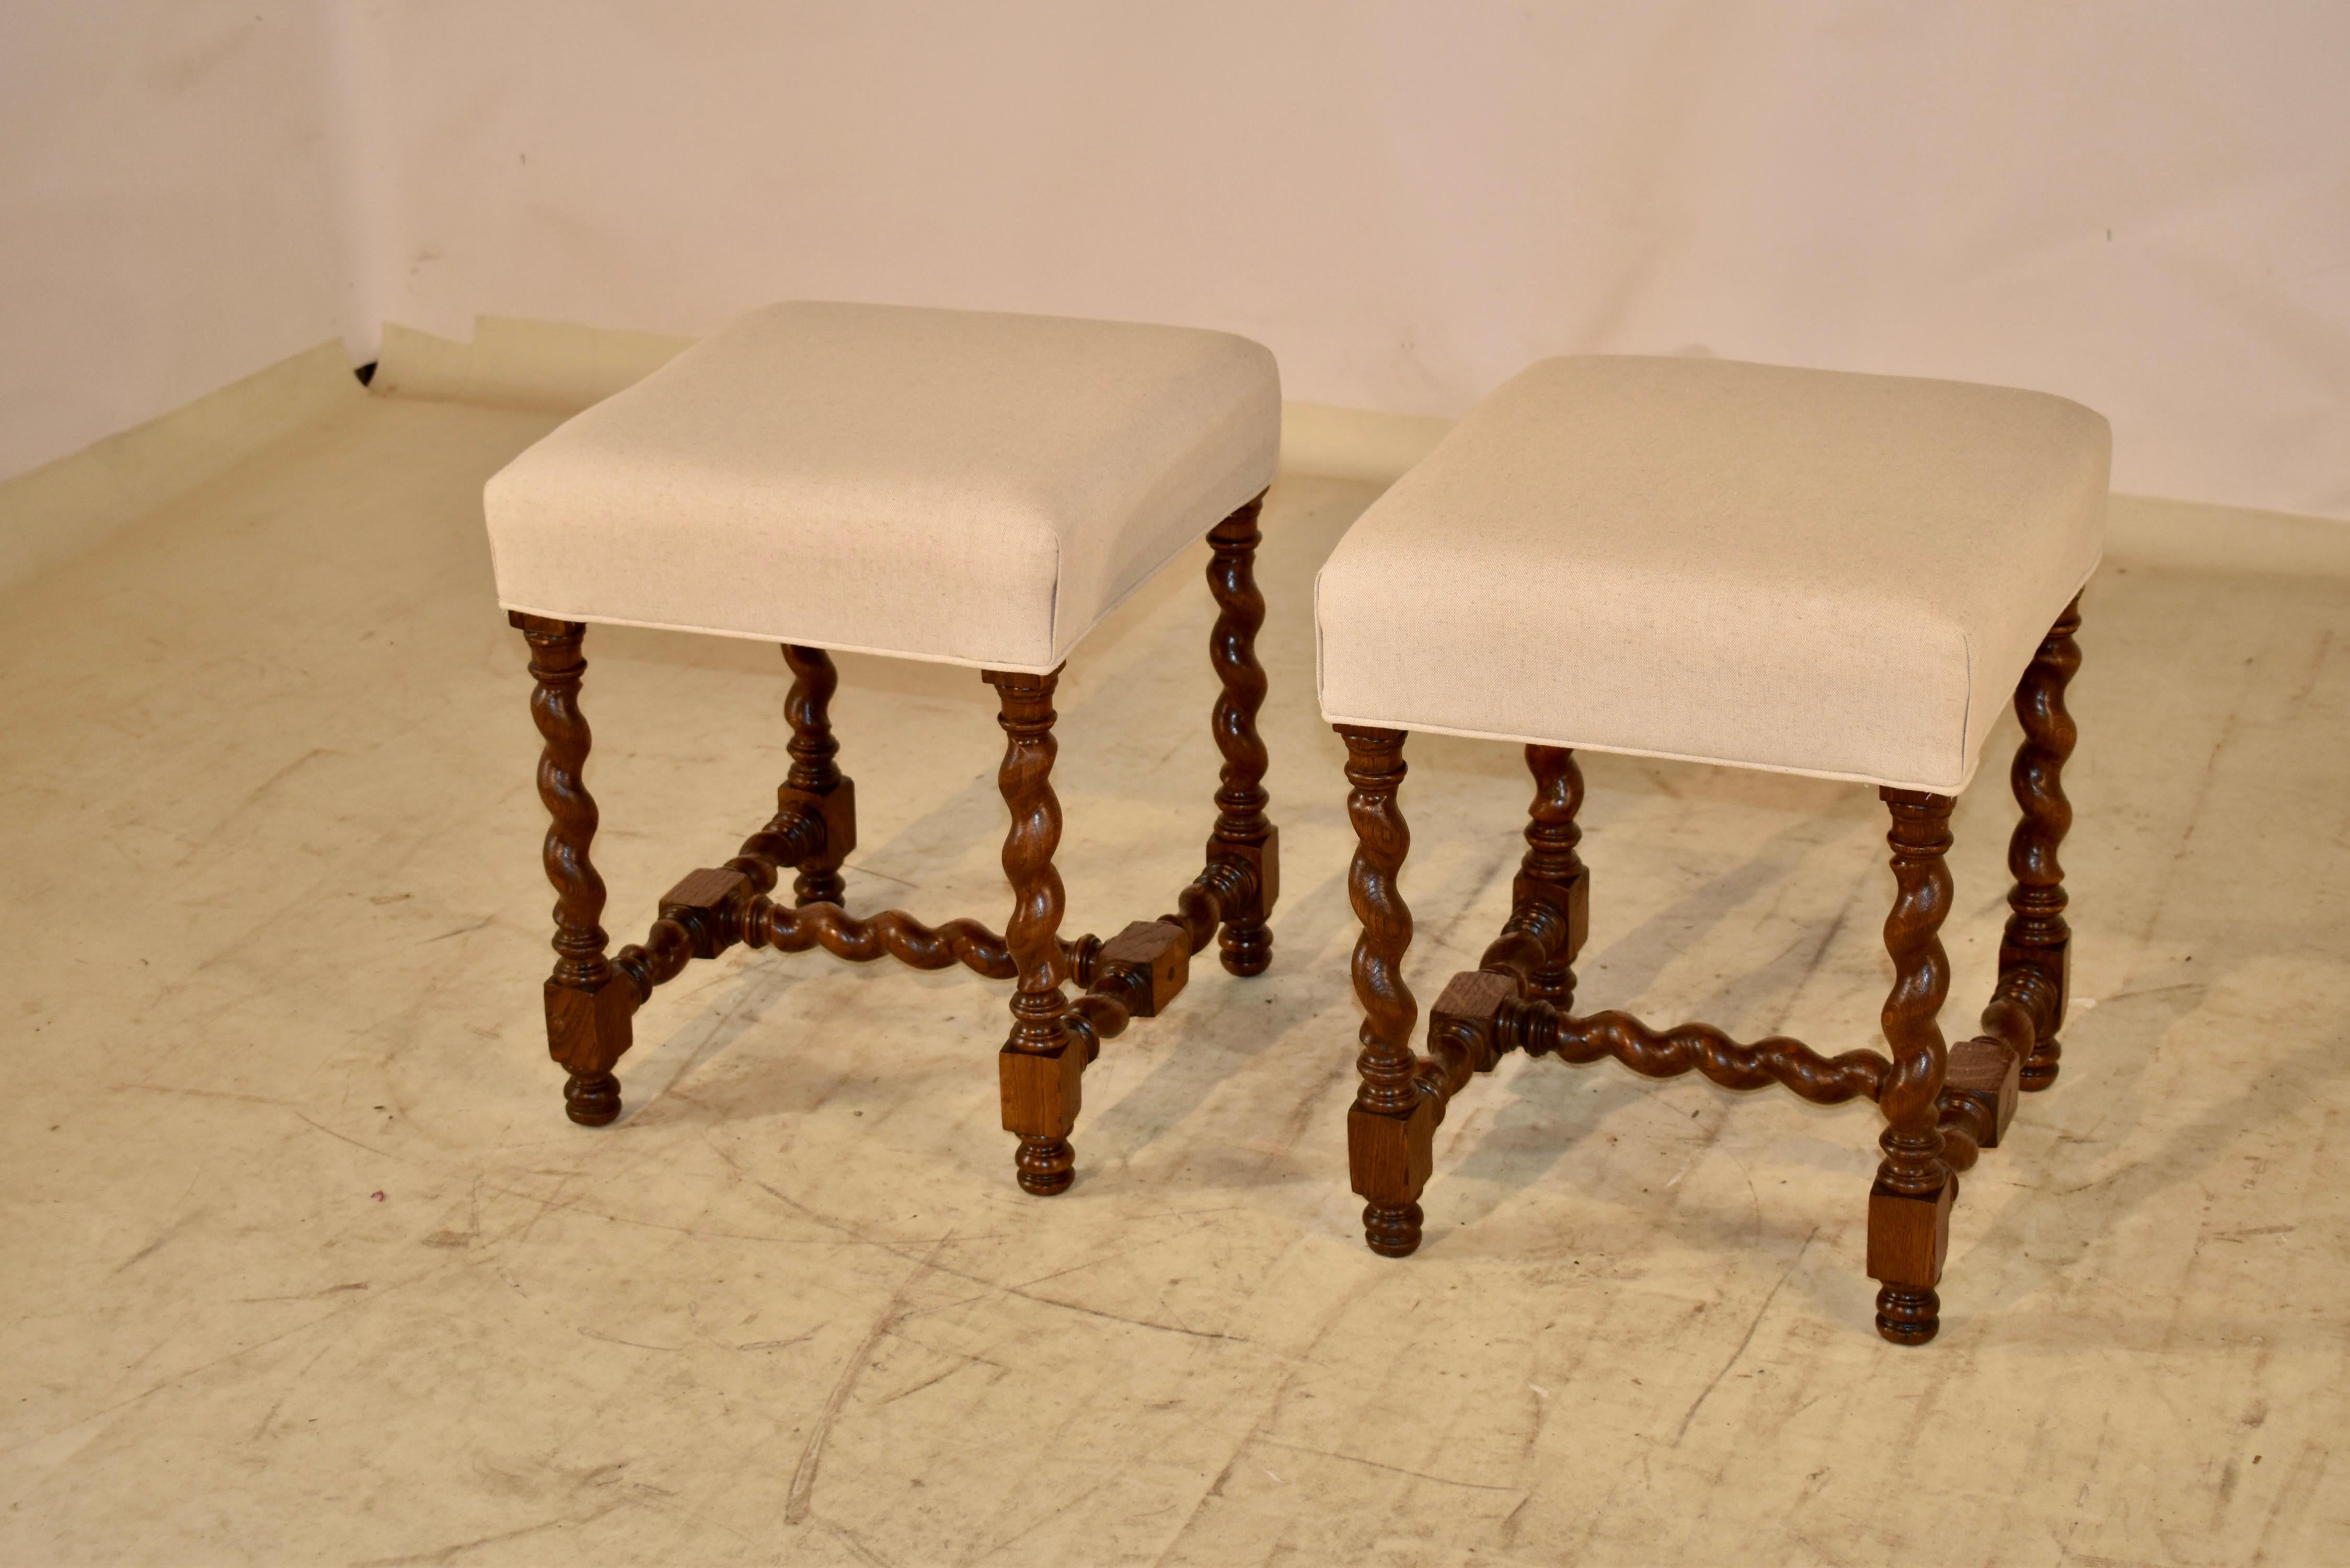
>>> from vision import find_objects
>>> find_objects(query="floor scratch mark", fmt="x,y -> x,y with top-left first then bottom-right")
786,1229 -> 953,1526
1671,1225 -> 1816,1447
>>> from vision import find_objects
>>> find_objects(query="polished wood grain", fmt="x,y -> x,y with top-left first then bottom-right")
1869,788 -> 1957,1345
987,667 -> 1080,1196
1503,1000 -> 1892,1104
753,899 -> 1021,976
509,613 -> 629,1126
780,645 -> 854,908
2007,596 -> 2081,1090
1337,724 -> 1431,1258
1203,495 -> 1278,977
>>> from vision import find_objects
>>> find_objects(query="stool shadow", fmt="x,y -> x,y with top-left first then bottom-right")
1419,933 -> 2336,1350
1905,977 -> 2345,1347
604,574 -> 1279,1130
1425,808 -> 1885,1248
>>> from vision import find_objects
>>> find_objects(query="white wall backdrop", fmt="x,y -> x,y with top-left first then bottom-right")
8,2 -> 2348,517
345,1 -> 2350,518
0,2 -> 355,482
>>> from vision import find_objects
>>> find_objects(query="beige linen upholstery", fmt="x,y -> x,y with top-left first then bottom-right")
486,302 -> 1280,672
1315,356 -> 2109,793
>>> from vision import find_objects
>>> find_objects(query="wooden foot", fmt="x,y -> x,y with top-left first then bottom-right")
2005,597 -> 2081,1092
1870,788 -> 1957,1342
1222,920 -> 1273,978
1362,1200 -> 1426,1258
1869,1173 -> 1953,1344
1014,1136 -> 1074,1195
1204,495 -> 1278,977
1875,1284 -> 1942,1346
1000,1035 -> 1083,1196
564,1070 -> 621,1127
988,668 -> 1079,1194
1338,725 -> 1428,1255
1351,1092 -> 1435,1256
511,613 -> 634,1125
2020,1040 -> 2063,1092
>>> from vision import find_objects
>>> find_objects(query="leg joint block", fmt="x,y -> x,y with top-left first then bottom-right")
777,776 -> 857,873
1867,1177 -> 1953,1290
1348,1089 -> 1438,1208
1511,864 -> 1589,963
543,977 -> 634,1076
658,866 -> 756,959
1429,969 -> 1518,1078
1206,825 -> 1278,924
1943,1035 -> 2021,1147
999,1039 -> 1085,1139
1096,919 -> 1190,1017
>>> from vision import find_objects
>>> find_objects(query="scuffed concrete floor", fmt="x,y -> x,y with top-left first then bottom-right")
2,392 -> 2346,1566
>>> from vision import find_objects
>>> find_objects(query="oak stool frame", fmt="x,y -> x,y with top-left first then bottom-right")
511,494 -> 1278,1194
1338,596 -> 2083,1344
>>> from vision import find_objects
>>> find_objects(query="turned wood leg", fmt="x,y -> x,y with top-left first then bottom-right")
1870,789 -> 1957,1344
1339,725 -> 1430,1256
510,613 -> 630,1126
779,645 -> 857,907
2006,597 -> 2081,1091
1204,495 -> 1278,977
988,668 -> 1079,1195
1516,745 -> 1590,1007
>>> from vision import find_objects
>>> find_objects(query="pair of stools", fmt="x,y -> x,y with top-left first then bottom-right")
484,303 -> 2105,1344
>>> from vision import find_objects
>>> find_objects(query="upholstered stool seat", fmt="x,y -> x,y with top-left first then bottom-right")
1317,355 -> 2107,792
488,301 -> 1281,671
1320,354 -> 2107,1345
490,302 -> 1284,1197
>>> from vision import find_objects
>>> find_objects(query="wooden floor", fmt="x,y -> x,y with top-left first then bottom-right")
2,392 -> 2345,1565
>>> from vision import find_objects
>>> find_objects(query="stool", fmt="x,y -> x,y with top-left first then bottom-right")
1315,355 -> 2107,1342
485,302 -> 1283,1194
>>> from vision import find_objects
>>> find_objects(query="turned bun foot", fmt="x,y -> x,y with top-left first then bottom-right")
2020,1040 -> 2061,1091
794,869 -> 846,907
1363,1200 -> 1424,1257
565,1070 -> 621,1126
1015,1135 -> 1075,1196
1219,921 -> 1272,978
1875,1285 -> 1940,1345
1527,964 -> 1577,1011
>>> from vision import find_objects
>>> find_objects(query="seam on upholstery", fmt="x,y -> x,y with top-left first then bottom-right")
2070,555 -> 2101,602
1044,533 -> 1062,663
492,600 -> 1063,674
1956,628 -> 1976,798
1311,707 -> 1974,795
1045,473 -> 1271,666
1311,566 -> 1328,705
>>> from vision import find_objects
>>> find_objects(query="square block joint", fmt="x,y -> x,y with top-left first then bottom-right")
1943,1035 -> 2021,1146
1867,1178 -> 1954,1290
544,977 -> 633,1076
1208,825 -> 1278,921
999,1038 -> 1085,1139
659,866 -> 755,959
1430,969 -> 1518,1073
1097,920 -> 1190,1017
1349,1089 -> 1437,1207
1999,930 -> 2070,1031
778,777 -> 857,872
1513,865 -> 1589,962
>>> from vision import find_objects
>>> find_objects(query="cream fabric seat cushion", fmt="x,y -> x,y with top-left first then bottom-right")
486,302 -> 1280,673
1315,356 -> 2110,793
